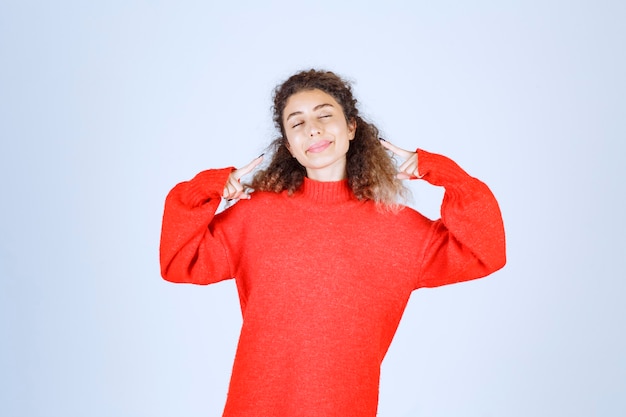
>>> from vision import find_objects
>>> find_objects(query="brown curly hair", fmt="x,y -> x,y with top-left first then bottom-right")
249,69 -> 407,208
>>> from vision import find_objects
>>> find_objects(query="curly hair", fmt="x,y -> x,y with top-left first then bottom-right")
248,69 -> 407,209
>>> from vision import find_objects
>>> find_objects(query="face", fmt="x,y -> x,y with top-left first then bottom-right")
283,89 -> 356,182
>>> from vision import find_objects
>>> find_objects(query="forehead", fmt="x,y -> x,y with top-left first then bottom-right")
283,89 -> 342,115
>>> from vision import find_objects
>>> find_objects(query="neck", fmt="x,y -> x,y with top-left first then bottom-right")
305,164 -> 347,182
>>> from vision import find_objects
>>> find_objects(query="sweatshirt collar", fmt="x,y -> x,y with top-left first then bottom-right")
299,177 -> 356,204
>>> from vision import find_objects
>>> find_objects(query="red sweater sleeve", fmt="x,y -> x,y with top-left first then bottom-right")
159,168 -> 235,285
415,149 -> 506,288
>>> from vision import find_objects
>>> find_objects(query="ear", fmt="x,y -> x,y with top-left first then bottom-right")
348,118 -> 357,140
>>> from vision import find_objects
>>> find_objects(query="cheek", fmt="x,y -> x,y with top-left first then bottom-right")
285,132 -> 302,149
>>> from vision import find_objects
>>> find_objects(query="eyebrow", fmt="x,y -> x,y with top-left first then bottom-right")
285,103 -> 334,122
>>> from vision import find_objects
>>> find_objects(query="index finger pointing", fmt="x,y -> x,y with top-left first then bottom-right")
379,139 -> 414,159
233,154 -> 264,180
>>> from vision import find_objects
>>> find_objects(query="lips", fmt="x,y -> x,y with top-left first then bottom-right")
307,140 -> 332,153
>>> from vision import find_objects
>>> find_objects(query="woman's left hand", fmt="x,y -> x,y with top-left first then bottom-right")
380,139 -> 421,180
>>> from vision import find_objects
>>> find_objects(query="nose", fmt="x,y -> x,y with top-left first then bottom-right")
308,120 -> 322,137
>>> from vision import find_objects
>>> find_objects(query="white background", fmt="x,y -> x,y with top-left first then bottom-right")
1,1 -> 625,416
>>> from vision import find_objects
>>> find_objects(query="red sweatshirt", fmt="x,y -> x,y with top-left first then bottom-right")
160,149 -> 506,417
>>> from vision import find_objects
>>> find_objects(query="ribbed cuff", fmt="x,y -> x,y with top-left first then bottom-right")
416,149 -> 472,187
184,168 -> 235,207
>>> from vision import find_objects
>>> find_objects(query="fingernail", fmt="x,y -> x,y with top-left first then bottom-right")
379,137 -> 386,142
258,153 -> 265,158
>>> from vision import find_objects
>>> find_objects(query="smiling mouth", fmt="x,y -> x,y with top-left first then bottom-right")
307,140 -> 332,153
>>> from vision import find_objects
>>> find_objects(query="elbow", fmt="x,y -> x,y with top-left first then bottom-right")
161,266 -> 209,285
475,228 -> 506,276
160,255 -> 218,286
493,250 -> 507,273
160,253 -> 196,284
161,263 -> 188,284
488,236 -> 507,274
159,247 -> 198,284
161,261 -> 205,285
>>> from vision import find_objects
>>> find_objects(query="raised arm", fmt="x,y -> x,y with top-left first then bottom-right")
381,140 -> 506,288
159,156 -> 263,285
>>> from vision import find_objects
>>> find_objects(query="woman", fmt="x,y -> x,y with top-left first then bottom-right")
160,69 -> 506,416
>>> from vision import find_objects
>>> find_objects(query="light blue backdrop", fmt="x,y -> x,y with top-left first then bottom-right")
1,1 -> 624,416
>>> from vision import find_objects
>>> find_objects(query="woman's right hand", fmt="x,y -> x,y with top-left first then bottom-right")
222,155 -> 264,200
